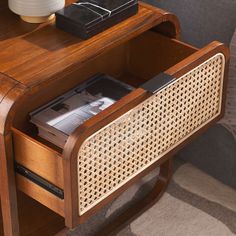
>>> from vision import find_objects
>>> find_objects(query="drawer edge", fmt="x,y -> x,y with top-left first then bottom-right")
16,174 -> 65,217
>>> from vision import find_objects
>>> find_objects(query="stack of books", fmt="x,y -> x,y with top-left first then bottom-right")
30,74 -> 134,148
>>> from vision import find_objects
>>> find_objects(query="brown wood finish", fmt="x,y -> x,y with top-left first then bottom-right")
16,174 -> 64,217
0,77 -> 27,236
0,3 -> 180,88
127,31 -> 198,80
0,74 -> 21,236
0,1 -> 229,235
0,133 -> 20,236
12,128 -> 64,189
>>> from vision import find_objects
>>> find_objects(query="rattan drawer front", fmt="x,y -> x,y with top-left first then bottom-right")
77,53 -> 225,216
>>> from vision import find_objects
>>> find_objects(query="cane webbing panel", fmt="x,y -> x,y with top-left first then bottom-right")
77,53 -> 225,215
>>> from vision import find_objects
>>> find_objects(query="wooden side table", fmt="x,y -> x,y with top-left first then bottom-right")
0,1 -> 229,235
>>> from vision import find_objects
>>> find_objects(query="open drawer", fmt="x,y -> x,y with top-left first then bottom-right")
11,30 -> 229,228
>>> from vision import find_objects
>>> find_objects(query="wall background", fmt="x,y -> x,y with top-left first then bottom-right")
145,0 -> 236,47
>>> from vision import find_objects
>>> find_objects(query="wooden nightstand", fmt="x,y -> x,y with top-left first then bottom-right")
0,1 -> 229,235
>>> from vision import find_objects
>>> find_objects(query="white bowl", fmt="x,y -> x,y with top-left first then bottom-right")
8,0 -> 65,23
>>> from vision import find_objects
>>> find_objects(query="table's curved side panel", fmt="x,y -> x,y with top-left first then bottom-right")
0,73 -> 27,236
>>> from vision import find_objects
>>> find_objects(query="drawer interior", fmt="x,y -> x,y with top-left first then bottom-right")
13,30 -> 197,136
11,30 -> 197,205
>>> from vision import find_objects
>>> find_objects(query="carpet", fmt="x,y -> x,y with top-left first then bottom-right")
68,159 -> 236,236
118,161 -> 236,236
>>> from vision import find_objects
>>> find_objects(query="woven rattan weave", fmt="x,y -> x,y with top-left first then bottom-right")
77,53 -> 225,215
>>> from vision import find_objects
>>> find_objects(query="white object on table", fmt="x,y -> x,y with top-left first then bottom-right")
8,0 -> 65,23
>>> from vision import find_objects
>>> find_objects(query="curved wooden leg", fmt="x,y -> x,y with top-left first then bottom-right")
96,158 -> 172,235
0,134 -> 20,236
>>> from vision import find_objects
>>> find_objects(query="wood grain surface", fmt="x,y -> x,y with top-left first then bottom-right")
0,2 -> 180,88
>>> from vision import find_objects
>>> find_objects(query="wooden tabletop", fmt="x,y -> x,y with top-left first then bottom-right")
0,1 -> 179,88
